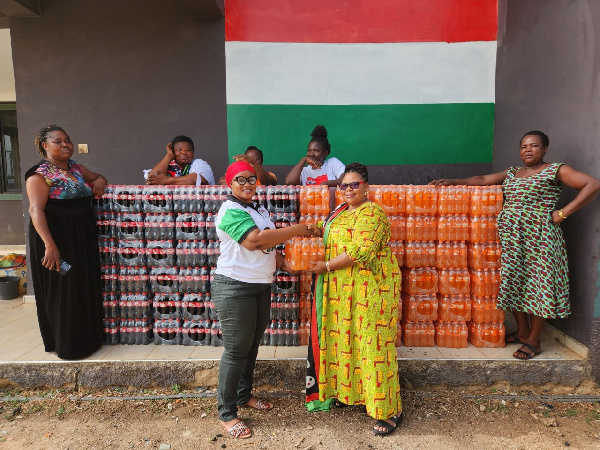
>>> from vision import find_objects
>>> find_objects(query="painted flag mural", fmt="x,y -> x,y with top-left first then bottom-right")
225,0 -> 498,166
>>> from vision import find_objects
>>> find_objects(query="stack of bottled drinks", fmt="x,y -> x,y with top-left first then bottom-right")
94,185 -> 232,347
260,185 -> 311,347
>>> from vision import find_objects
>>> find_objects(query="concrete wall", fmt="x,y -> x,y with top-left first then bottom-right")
10,0 -> 228,189
9,0 -> 227,290
495,1 -> 600,354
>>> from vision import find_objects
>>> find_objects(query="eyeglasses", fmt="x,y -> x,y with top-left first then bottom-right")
338,181 -> 365,191
234,175 -> 257,185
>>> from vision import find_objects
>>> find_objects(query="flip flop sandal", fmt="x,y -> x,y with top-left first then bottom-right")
513,343 -> 542,360
242,397 -> 274,411
227,420 -> 252,439
505,331 -> 524,345
373,413 -> 403,436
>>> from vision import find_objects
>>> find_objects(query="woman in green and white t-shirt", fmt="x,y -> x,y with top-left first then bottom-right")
212,161 -> 315,439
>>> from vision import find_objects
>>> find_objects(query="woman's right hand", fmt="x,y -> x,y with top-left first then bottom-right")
42,244 -> 61,272
429,179 -> 451,186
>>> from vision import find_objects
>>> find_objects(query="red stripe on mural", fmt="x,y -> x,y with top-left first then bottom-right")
225,0 -> 497,43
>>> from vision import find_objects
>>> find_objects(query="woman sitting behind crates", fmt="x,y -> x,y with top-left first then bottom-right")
306,162 -> 403,437
211,160 -> 316,439
430,130 -> 600,360
145,135 -> 215,186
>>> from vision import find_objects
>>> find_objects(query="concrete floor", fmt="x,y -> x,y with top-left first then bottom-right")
0,294 -> 586,364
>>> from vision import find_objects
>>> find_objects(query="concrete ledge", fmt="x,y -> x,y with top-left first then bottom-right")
0,358 -> 592,390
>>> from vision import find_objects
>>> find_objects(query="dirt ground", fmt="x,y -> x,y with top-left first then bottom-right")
1,383 -> 600,450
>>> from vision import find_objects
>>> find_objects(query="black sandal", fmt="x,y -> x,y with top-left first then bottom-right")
373,413 -> 403,436
505,331 -> 524,345
513,343 -> 542,360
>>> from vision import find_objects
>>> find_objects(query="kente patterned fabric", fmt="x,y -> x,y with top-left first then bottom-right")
31,159 -> 92,199
306,201 -> 402,420
497,163 -> 570,318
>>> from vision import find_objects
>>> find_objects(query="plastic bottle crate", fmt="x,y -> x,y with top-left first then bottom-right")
175,241 -> 206,267
181,320 -> 212,346
119,293 -> 151,319
117,240 -> 147,266
435,321 -> 468,348
146,240 -> 176,267
112,185 -> 143,213
437,215 -> 469,242
144,213 -> 176,240
468,321 -> 505,347
405,186 -> 437,215
389,241 -> 405,267
211,320 -> 223,347
181,293 -> 211,320
175,213 -> 206,241
266,319 -> 299,346
154,319 -> 182,345
141,186 -> 173,213
436,186 -> 470,215
405,242 -> 436,268
405,215 -> 437,241
468,216 -> 500,243
270,293 -> 299,321
402,293 -> 438,322
153,293 -> 182,319
116,212 -> 146,240
99,241 -> 118,265
467,242 -> 502,270
118,266 -> 149,293
438,268 -> 471,296
149,267 -> 179,294
298,214 -> 328,227
103,319 -> 120,345
299,185 -> 330,216
120,318 -> 152,345
436,242 -> 468,269
284,237 -> 324,271
270,212 -> 298,228
266,186 -> 299,213
93,186 -> 115,212
470,269 -> 501,297
368,185 -> 406,215
401,268 -> 438,295
471,296 -> 505,323
469,186 -> 503,215
272,270 -> 299,294
102,293 -> 120,319
388,215 -> 406,242
401,320 -> 435,347
96,211 -> 117,238
438,295 -> 472,322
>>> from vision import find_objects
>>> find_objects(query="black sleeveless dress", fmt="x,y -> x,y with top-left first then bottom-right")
26,160 -> 103,359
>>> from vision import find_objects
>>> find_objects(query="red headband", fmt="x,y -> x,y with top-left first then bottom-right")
225,161 -> 255,186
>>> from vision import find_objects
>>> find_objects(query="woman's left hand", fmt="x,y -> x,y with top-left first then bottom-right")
551,210 -> 565,224
308,261 -> 328,275
91,176 -> 107,197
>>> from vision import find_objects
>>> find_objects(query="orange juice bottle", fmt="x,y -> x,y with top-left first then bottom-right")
335,188 -> 344,207
469,187 -> 482,215
396,185 -> 406,214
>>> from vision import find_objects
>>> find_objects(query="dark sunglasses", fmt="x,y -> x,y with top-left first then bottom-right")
234,175 -> 257,185
338,181 -> 365,191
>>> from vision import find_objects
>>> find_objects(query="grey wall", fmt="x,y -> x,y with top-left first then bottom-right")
10,0 -> 228,187
0,200 -> 24,244
9,0 -> 227,293
495,1 -> 600,348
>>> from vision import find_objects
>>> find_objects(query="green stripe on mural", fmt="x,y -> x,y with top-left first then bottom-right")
227,103 -> 494,165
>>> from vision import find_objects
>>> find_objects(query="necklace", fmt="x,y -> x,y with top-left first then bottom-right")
46,156 -> 69,170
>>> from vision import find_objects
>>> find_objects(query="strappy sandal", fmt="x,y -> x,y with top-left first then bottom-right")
505,331 -> 524,345
242,397 -> 274,411
227,420 -> 252,439
373,413 -> 403,436
513,343 -> 542,360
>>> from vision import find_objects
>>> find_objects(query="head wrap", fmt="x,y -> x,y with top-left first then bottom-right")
225,161 -> 255,186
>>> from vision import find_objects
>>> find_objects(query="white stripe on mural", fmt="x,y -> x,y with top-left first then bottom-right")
226,41 -> 496,105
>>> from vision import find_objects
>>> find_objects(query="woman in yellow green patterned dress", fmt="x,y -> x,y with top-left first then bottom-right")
306,162 -> 402,436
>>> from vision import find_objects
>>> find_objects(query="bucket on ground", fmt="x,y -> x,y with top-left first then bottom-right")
0,276 -> 20,300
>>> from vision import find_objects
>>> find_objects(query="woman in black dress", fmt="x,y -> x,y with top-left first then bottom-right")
26,125 -> 107,359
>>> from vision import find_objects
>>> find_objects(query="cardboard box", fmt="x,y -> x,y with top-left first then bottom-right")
0,266 -> 27,295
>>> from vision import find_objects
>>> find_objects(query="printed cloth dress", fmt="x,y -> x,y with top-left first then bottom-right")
497,163 -> 570,318
26,159 -> 103,359
306,202 -> 402,420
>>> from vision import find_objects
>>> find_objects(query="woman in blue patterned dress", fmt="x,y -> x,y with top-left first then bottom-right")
26,125 -> 107,360
431,131 -> 600,359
